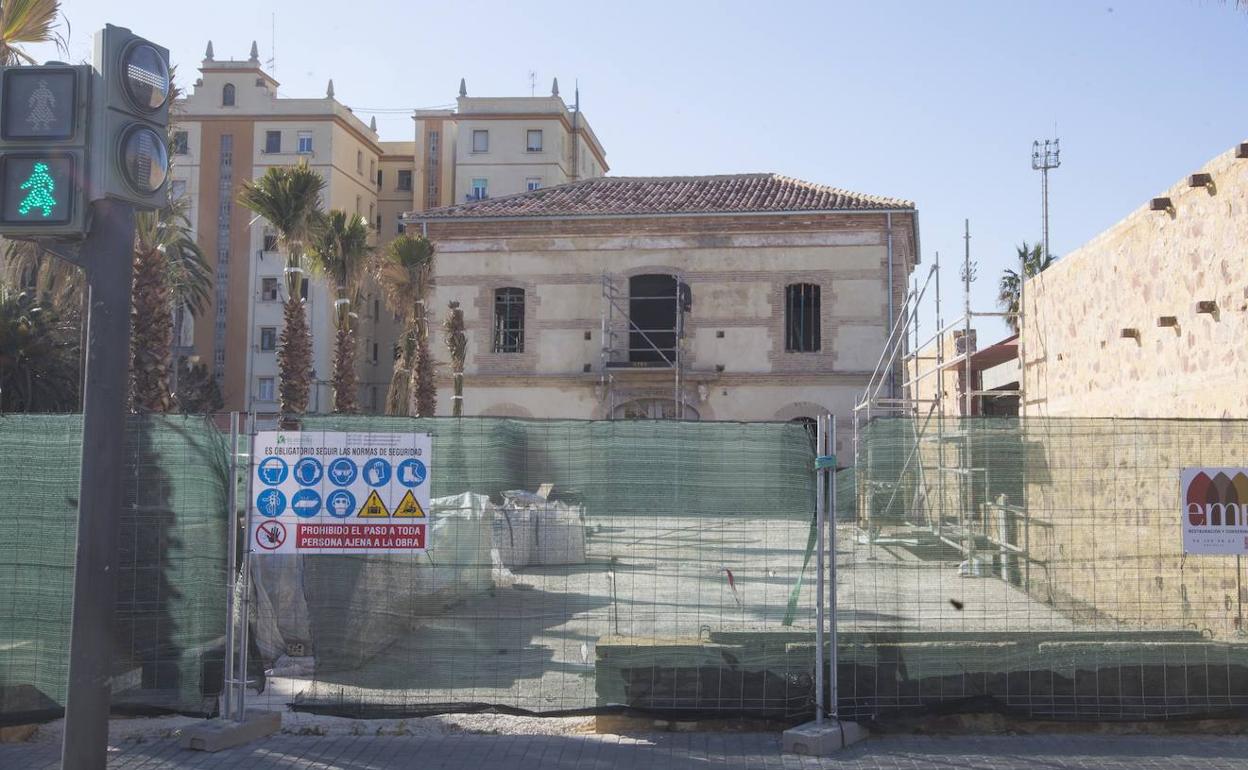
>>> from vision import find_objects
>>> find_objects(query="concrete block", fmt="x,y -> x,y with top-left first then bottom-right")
180,709 -> 281,752
781,719 -> 868,756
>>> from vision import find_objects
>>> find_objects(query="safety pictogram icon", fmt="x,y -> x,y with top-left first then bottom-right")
393,489 -> 426,518
358,489 -> 390,518
255,520 -> 286,550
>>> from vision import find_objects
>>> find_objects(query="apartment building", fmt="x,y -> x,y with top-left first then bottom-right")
171,43 -> 394,413
406,174 -> 918,452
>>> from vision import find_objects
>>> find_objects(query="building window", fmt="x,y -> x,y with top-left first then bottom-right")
262,231 -> 278,252
472,129 -> 488,153
172,131 -> 189,155
300,278 -> 309,300
264,130 -> 281,153
526,129 -> 543,152
628,274 -> 680,363
260,326 -> 277,351
368,202 -> 375,222
261,277 -> 279,301
355,195 -> 361,215
170,179 -> 187,200
397,169 -> 412,191
784,283 -> 821,352
470,178 -> 487,201
369,159 -> 376,180
297,131 -> 313,154
257,377 -> 275,402
493,287 -> 525,353
526,177 -> 541,192
222,83 -> 235,106
372,342 -> 379,363
356,150 -> 363,174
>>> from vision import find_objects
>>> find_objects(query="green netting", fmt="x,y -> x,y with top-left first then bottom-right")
250,417 -> 819,718
0,415 -> 229,724
841,416 -> 1248,721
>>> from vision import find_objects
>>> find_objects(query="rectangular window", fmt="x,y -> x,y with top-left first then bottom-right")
369,159 -> 376,180
260,326 -> 277,351
397,169 -> 412,191
784,283 -> 821,352
376,169 -> 383,189
493,287 -> 525,353
355,195 -> 361,214
257,377 -> 275,402
526,129 -> 543,152
297,131 -> 313,153
264,130 -> 281,154
172,131 -> 189,155
261,277 -> 279,301
372,342 -> 379,363
526,177 -> 541,192
470,178 -> 487,201
368,202 -> 375,222
170,179 -> 187,200
356,150 -> 363,173
472,129 -> 488,153
300,278 -> 309,300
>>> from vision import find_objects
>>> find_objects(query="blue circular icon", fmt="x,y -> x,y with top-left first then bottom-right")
257,457 -> 288,486
326,489 -> 356,518
396,459 -> 427,488
293,457 -> 323,486
291,489 -> 322,518
256,488 -> 286,517
363,458 -> 392,487
327,457 -> 358,486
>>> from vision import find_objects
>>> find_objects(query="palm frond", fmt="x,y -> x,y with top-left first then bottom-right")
0,0 -> 65,66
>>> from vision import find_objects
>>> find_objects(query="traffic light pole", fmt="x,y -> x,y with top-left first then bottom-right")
61,199 -> 135,770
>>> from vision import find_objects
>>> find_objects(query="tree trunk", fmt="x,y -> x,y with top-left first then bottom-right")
386,323 -> 415,415
411,304 -> 436,417
452,372 -> 463,416
278,295 -> 312,415
130,247 -> 171,412
330,290 -> 358,414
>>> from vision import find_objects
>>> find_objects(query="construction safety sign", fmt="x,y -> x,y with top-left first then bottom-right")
250,430 -> 431,555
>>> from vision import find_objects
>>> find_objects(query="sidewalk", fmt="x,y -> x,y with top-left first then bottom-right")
5,729 -> 1248,769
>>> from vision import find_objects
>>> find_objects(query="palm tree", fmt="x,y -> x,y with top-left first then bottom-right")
237,162 -> 325,416
130,200 -> 212,411
997,242 -> 1053,333
308,209 -> 370,413
443,301 -> 466,416
0,0 -> 65,65
0,285 -> 79,411
375,234 -> 436,416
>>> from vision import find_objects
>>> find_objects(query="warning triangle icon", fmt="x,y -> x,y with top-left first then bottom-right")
393,489 -> 426,518
358,489 -> 390,518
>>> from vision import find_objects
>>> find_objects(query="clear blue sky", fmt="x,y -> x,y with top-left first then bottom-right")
33,0 -> 1248,341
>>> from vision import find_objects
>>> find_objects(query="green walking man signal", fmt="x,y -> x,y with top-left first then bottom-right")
18,161 -> 57,217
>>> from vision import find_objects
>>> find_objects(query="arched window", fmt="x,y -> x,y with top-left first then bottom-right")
222,83 -> 235,106
612,399 -> 699,421
629,273 -> 677,363
493,287 -> 525,353
784,283 -> 821,352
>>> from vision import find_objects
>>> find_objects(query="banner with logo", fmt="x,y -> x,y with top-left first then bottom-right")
1181,468 -> 1248,555
250,431 -> 431,555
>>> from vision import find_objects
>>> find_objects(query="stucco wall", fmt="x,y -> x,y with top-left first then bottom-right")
1022,146 -> 1248,418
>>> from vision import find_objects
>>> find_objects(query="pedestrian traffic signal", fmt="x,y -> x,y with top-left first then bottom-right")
0,65 -> 91,235
89,24 -> 171,209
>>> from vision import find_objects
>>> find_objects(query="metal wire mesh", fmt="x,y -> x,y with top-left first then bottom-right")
0,415 -> 229,725
843,416 -> 1248,721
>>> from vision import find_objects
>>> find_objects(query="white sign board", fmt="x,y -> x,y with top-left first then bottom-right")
1181,468 -> 1248,555
250,431 -> 431,555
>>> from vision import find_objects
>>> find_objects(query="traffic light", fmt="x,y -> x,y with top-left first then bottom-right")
89,24 -> 171,210
0,64 -> 91,235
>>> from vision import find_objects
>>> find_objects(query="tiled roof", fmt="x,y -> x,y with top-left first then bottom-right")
417,174 -> 913,219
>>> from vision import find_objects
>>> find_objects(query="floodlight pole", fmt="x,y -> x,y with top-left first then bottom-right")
814,416 -> 826,723
61,199 -> 136,770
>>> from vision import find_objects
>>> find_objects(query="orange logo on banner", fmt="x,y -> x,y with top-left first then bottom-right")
393,489 -> 426,518
358,489 -> 390,518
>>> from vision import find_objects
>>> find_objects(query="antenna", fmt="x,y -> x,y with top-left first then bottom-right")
1031,137 -> 1061,261
265,13 -> 276,77
528,70 -> 536,96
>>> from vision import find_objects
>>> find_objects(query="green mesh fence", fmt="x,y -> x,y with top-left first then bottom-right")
842,416 -> 1248,721
0,415 -> 229,725
249,417 -> 819,718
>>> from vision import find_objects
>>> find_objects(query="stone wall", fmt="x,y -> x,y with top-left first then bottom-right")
1022,145 -> 1248,419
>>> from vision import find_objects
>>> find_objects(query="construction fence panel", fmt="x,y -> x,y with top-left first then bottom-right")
844,416 -> 1248,721
0,415 -> 230,726
249,416 -> 820,719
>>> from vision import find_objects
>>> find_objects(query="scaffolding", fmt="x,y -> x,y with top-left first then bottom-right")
599,272 -> 690,419
852,219 -> 1027,561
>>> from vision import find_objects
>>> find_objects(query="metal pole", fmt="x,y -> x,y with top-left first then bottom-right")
814,414 -> 826,723
235,412 -> 256,720
829,416 -> 838,719
62,200 -> 136,770
222,412 -> 239,720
